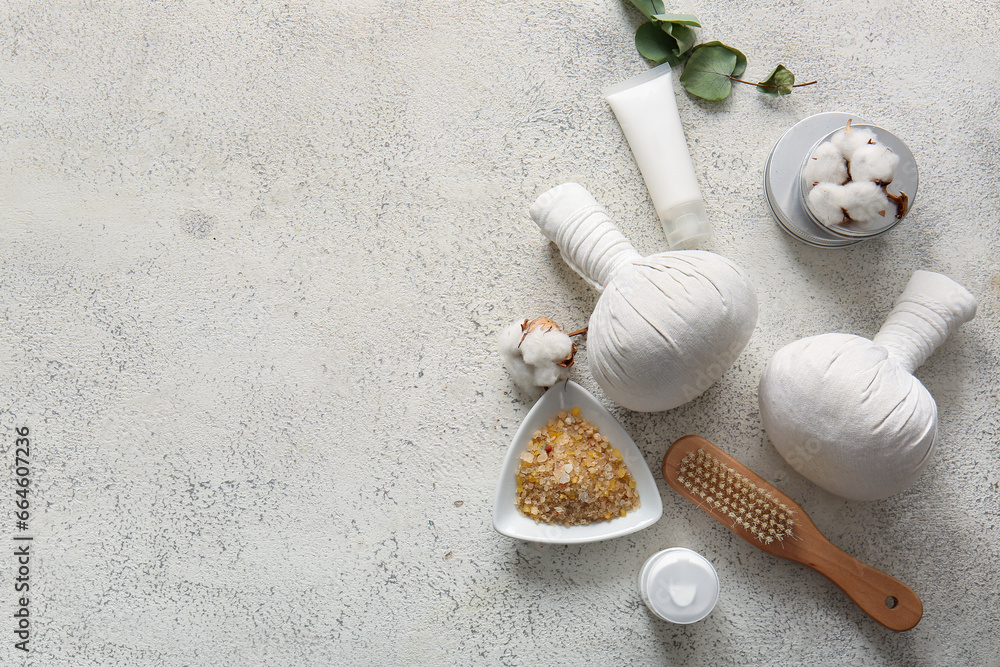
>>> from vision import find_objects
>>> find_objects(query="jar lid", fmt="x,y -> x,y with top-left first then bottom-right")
639,548 -> 719,624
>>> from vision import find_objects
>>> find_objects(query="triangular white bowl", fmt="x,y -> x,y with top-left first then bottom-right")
492,381 -> 663,544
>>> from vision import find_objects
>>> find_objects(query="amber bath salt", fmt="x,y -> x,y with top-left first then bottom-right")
515,408 -> 640,525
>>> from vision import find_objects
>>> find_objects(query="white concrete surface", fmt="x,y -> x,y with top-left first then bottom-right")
1,1 -> 997,664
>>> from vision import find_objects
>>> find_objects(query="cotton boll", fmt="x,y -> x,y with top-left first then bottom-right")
498,318 -> 574,391
806,121 -> 907,229
850,142 -> 900,183
829,125 -> 877,161
842,180 -> 892,224
520,327 -> 573,367
521,326 -> 574,386
806,182 -> 847,226
499,321 -> 541,391
803,142 -> 848,189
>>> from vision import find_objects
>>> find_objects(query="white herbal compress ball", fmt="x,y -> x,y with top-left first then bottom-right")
529,183 -> 758,412
759,270 -> 977,501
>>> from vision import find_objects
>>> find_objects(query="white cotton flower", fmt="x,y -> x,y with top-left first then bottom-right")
849,143 -> 900,183
803,141 -> 848,189
499,317 -> 577,391
805,120 -> 904,227
499,321 -> 538,390
806,182 -> 848,226
842,181 -> 892,223
829,124 -> 878,161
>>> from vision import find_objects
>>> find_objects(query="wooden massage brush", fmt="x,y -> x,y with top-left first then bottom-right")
662,435 -> 922,631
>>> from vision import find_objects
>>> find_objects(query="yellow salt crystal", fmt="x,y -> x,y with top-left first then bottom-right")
620,509 -> 627,517
611,448 -> 622,460
571,407 -> 580,416
617,468 -> 626,478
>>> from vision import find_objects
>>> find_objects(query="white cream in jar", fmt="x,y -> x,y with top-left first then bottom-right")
638,547 -> 719,623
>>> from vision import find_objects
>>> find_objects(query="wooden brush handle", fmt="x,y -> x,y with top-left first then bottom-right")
794,526 -> 923,632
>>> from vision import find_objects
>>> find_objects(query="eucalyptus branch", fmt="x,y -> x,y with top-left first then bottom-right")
625,3 -> 818,100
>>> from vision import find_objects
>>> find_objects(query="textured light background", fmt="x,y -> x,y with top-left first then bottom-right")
1,1 -> 998,665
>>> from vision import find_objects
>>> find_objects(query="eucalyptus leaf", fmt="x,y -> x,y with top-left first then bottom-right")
679,42 -> 747,101
700,40 -> 747,77
758,64 -> 795,96
627,0 -> 665,19
663,22 -> 697,56
635,21 -> 683,65
650,13 -> 701,27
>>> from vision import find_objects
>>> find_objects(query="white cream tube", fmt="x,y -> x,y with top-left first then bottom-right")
604,63 -> 710,248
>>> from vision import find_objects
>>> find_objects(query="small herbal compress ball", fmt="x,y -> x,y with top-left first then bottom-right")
759,271 -> 976,501
530,183 -> 757,412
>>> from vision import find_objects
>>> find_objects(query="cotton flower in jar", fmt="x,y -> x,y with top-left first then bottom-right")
801,120 -> 915,238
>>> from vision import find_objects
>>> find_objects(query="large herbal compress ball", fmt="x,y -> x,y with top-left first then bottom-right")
530,183 -> 757,412
759,271 -> 977,501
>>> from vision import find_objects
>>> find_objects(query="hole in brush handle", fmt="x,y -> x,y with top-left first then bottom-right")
837,564 -> 923,631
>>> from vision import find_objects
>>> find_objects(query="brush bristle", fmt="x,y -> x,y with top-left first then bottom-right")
676,449 -> 795,545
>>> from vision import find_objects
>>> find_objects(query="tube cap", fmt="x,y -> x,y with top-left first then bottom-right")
660,199 -> 712,249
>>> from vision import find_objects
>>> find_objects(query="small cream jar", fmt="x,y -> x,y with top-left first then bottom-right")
638,548 -> 719,624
